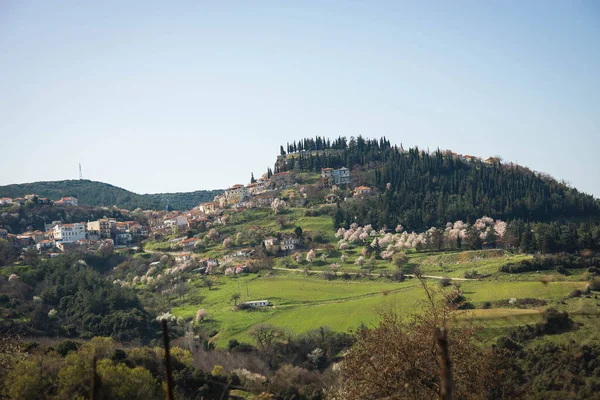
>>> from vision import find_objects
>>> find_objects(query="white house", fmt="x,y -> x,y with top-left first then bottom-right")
53,223 -> 86,242
321,167 -> 351,186
0,198 -> 13,206
164,215 -> 189,231
243,300 -> 271,308
281,236 -> 301,251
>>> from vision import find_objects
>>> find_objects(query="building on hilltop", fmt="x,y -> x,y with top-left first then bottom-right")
321,167 -> 350,187
55,197 -> 78,206
485,157 -> 501,165
463,155 -> 479,163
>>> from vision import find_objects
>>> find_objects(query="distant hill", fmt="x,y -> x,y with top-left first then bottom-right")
145,190 -> 223,211
0,180 -> 222,211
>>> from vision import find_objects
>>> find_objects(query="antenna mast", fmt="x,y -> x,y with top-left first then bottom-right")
79,163 -> 83,180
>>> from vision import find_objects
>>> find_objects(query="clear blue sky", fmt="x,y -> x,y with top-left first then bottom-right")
1,1 -> 598,197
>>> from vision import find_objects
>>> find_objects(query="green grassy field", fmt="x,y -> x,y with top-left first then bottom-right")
169,270 -> 591,347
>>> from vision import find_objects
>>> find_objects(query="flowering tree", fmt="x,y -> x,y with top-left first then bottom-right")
207,228 -> 219,241
195,308 -> 207,322
355,256 -> 365,266
306,249 -> 316,263
271,198 -> 287,214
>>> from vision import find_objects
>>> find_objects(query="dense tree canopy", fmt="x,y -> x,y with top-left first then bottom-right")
1,254 -> 157,342
277,136 -> 600,231
0,180 -> 222,211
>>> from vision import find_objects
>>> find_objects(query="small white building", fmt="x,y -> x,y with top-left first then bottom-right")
243,300 -> 271,308
281,236 -> 301,251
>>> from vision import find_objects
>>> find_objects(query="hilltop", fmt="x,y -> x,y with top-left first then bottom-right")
276,136 -> 600,229
0,179 -> 222,210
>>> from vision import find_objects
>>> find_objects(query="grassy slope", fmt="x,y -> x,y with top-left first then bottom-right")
141,207 -> 599,347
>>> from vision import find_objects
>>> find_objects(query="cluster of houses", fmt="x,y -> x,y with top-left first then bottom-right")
0,218 -> 148,255
210,171 -> 296,209
0,195 -> 78,207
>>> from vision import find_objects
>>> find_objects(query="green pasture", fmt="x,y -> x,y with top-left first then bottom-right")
169,271 -> 589,347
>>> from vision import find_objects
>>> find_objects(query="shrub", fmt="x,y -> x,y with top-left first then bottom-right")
588,278 -> 600,291
555,265 -> 568,275
439,277 -> 452,287
211,365 -> 226,377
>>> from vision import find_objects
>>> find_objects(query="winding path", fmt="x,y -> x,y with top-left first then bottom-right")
272,267 -> 476,281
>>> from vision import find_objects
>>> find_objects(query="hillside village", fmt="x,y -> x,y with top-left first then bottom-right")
0,149 -> 507,269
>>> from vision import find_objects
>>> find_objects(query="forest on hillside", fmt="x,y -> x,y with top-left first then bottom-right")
145,189 -> 224,211
277,136 -> 600,230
